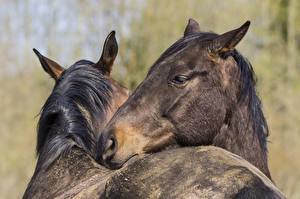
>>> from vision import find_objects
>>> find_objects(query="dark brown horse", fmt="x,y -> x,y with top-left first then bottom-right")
23,31 -> 129,198
98,19 -> 272,179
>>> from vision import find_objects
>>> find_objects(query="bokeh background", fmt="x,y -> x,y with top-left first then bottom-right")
0,0 -> 299,198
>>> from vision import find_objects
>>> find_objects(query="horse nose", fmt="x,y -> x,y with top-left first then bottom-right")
101,133 -> 118,164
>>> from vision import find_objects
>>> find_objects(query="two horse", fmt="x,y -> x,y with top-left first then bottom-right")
23,19 -> 285,198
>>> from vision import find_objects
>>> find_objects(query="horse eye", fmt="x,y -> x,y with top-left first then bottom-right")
172,75 -> 188,84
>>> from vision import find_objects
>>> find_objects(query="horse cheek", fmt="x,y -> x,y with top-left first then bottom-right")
173,89 -> 227,146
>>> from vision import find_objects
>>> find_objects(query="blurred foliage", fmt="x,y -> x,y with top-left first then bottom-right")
0,0 -> 299,198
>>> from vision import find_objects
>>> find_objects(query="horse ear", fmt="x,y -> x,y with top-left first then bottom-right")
184,18 -> 200,37
210,21 -> 250,54
33,48 -> 65,80
94,31 -> 118,77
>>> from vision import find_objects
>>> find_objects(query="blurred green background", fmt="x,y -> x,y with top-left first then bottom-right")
0,0 -> 299,198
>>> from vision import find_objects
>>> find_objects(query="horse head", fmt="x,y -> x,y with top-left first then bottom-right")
98,20 -> 271,179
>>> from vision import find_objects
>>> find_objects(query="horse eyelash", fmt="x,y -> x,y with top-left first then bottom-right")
191,71 -> 209,78
199,71 -> 208,76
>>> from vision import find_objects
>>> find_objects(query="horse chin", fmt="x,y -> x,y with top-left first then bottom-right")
107,153 -> 139,170
104,160 -> 122,170
121,153 -> 139,168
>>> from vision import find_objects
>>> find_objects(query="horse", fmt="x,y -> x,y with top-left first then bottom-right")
98,19 -> 272,180
23,31 -> 130,199
103,146 -> 285,199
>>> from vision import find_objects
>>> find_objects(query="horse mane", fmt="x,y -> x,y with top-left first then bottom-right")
36,60 -> 112,170
228,50 -> 269,158
150,32 -> 269,161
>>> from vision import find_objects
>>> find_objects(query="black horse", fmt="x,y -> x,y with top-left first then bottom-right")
23,31 -> 129,198
98,19 -> 272,180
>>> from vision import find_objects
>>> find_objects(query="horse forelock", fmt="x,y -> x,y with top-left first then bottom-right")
36,61 -> 113,170
147,32 -> 218,76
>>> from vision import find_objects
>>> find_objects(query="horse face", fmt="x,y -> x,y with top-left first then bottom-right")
99,20 -> 250,169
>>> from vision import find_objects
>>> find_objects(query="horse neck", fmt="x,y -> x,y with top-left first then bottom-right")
213,97 -> 272,180
23,147 -> 111,199
36,99 -> 97,170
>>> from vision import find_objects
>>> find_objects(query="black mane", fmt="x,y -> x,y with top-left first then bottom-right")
36,60 -> 112,170
151,32 -> 269,159
229,50 -> 269,159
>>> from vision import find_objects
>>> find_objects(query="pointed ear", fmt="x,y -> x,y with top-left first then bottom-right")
33,49 -> 65,80
94,31 -> 118,77
210,21 -> 250,54
184,18 -> 200,37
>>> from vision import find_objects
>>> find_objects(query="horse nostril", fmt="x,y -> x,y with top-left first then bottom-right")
102,134 -> 118,162
105,139 -> 114,151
